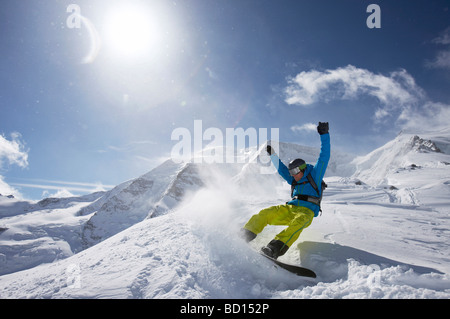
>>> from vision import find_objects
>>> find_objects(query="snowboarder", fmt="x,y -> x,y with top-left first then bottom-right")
241,122 -> 330,259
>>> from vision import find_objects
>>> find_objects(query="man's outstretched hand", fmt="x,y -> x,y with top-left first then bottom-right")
317,122 -> 329,135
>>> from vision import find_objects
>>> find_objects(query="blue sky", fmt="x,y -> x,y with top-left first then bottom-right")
1,0 -> 449,200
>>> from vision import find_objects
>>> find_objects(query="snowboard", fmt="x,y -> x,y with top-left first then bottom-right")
259,251 -> 317,278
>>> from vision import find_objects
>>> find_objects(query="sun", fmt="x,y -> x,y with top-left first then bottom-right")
103,4 -> 162,58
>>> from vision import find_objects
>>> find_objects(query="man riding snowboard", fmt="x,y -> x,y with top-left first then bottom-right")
241,122 -> 330,259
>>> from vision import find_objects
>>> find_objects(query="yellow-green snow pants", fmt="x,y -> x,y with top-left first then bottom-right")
244,204 -> 314,248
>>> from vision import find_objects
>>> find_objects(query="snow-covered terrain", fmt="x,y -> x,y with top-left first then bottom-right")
1,129 -> 449,299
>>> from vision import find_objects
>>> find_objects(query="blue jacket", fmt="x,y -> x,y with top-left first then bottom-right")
270,133 -> 330,217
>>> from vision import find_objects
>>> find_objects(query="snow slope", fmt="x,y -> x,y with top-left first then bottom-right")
80,160 -> 204,248
1,132 -> 449,299
0,192 -> 105,276
352,128 -> 450,213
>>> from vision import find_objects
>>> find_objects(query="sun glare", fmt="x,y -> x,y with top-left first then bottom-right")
103,4 -> 162,58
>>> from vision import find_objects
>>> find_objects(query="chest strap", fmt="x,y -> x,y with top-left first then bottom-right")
292,194 -> 321,206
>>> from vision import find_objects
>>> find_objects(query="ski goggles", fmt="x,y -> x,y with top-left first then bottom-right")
289,164 -> 306,176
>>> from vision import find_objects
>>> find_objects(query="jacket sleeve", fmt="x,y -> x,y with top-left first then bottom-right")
312,133 -> 330,187
270,153 -> 294,185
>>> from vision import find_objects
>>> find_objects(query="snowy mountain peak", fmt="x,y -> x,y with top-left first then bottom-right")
409,135 -> 442,153
352,130 -> 450,186
81,160 -> 204,248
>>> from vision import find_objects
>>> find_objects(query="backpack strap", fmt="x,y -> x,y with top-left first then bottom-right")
306,173 -> 320,197
290,179 -> 309,197
290,173 -> 326,214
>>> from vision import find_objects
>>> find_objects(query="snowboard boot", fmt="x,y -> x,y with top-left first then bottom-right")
240,228 -> 257,243
261,240 -> 289,260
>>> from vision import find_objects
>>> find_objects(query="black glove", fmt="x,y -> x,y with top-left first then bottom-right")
317,122 -> 329,135
266,145 -> 274,155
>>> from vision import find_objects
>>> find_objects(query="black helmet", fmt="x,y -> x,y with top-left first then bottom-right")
288,158 -> 306,176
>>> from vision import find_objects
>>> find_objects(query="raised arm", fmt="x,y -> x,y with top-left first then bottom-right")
312,122 -> 330,183
266,145 -> 294,184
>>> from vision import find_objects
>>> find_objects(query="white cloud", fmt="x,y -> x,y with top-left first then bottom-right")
432,27 -> 450,45
398,101 -> 450,133
98,140 -> 156,153
284,64 -> 450,132
434,50 -> 450,69
11,179 -> 115,196
0,176 -> 20,197
0,132 -> 28,197
0,132 -> 28,169
427,27 -> 450,70
427,49 -> 450,69
284,65 -> 423,111
42,189 -> 75,199
291,123 -> 316,133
